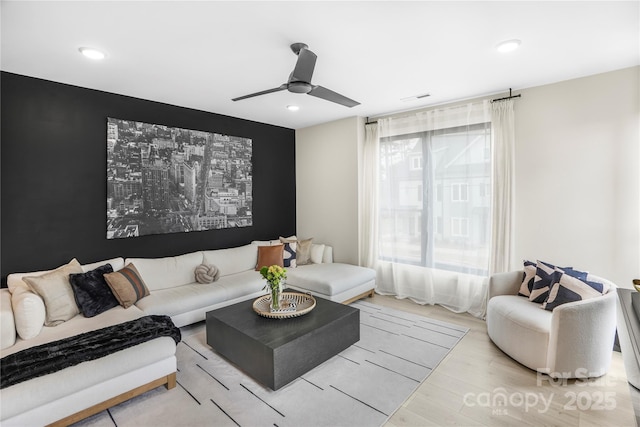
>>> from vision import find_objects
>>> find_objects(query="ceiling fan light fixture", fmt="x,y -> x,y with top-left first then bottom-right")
496,39 -> 521,53
286,105 -> 300,111
79,47 -> 106,60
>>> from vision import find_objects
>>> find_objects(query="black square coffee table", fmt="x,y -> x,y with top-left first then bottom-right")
205,292 -> 359,390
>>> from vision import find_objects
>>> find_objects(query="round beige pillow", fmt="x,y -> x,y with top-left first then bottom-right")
195,264 -> 219,284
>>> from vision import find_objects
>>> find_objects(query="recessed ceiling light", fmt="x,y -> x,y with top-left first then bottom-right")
496,39 -> 521,53
286,105 -> 300,111
79,47 -> 106,60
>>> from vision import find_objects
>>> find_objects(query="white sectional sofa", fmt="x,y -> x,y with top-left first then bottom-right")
0,241 -> 376,426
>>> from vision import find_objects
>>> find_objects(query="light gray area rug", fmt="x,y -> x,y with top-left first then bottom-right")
75,300 -> 468,427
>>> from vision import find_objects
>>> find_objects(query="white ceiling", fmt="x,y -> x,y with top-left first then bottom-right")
2,1 -> 639,130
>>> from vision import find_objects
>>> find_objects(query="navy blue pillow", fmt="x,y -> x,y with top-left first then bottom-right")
69,264 -> 119,317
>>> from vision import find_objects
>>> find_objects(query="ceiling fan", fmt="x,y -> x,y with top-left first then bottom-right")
232,43 -> 360,108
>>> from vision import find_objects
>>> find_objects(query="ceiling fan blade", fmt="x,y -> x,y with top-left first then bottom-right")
290,48 -> 317,83
308,86 -> 360,108
232,84 -> 287,102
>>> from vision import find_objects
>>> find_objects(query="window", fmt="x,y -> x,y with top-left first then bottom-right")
410,155 -> 422,170
451,217 -> 469,237
378,123 -> 491,275
451,183 -> 468,202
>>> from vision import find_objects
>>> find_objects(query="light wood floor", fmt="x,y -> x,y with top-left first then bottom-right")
368,294 -> 637,427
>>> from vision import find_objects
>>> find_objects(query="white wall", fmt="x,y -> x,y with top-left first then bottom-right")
514,67 -> 639,288
296,67 -> 639,287
295,116 -> 364,264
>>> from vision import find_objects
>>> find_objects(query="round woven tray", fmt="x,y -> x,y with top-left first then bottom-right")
253,292 -> 316,319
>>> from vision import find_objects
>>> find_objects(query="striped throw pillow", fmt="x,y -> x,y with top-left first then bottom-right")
104,263 -> 150,308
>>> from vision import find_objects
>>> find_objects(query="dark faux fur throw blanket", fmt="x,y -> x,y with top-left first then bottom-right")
1,315 -> 181,389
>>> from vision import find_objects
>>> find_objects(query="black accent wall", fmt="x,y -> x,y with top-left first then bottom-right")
1,72 -> 296,285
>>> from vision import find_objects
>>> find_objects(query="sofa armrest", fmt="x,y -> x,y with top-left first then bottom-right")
547,290 -> 617,377
488,271 -> 522,299
1,289 -> 16,349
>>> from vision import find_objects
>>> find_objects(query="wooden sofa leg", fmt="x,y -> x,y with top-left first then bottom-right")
342,289 -> 376,305
166,372 -> 177,390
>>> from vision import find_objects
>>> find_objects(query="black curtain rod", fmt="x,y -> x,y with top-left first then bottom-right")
366,89 -> 521,124
491,88 -> 521,103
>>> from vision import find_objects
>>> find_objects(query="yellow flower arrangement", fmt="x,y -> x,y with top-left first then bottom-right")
259,265 -> 287,292
260,265 -> 287,311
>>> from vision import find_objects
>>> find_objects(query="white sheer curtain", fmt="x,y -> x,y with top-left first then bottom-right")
489,99 -> 515,275
362,101 -> 496,318
359,123 -> 379,268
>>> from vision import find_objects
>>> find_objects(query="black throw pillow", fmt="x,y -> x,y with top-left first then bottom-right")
69,264 -> 119,317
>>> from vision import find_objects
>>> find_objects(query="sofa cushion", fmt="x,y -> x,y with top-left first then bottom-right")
81,257 -> 125,273
10,288 -> 46,340
1,289 -> 16,349
7,258 -> 125,295
104,264 -> 150,309
135,271 -> 263,317
256,244 -> 284,270
286,263 -> 376,297
542,271 -> 608,311
126,252 -> 204,291
69,264 -> 119,317
487,295 -> 552,371
1,305 -> 147,357
23,259 -> 83,326
203,244 -> 258,277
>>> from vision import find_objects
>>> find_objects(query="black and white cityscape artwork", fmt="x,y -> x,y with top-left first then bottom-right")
107,118 -> 252,239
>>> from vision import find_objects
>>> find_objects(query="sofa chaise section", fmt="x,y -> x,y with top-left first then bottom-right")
286,262 -> 376,304
0,304 -> 177,427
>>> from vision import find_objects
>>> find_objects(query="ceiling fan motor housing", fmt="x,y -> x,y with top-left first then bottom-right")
287,81 -> 313,94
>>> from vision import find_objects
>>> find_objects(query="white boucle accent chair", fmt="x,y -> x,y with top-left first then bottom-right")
486,270 -> 617,379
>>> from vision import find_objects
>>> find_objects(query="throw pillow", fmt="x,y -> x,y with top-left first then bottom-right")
283,242 -> 297,268
517,260 -> 537,297
103,263 -> 150,309
255,245 -> 284,270
310,244 -> 325,264
195,263 -> 220,283
542,271 -> 608,311
11,288 -> 46,340
528,260 -> 586,304
23,258 -> 83,326
295,238 -> 313,266
69,264 -> 119,317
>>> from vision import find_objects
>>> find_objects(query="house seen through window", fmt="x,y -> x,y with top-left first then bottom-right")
378,123 -> 491,276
